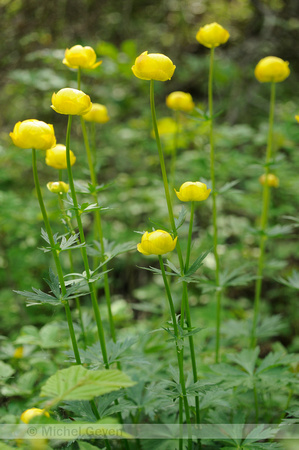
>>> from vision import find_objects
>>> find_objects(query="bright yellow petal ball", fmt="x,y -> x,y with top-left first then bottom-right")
254,56 -> 290,83
51,88 -> 92,115
21,408 -> 50,424
46,144 -> 76,169
82,103 -> 110,123
132,51 -> 176,81
137,230 -> 177,256
63,45 -> 102,69
175,182 -> 211,202
196,22 -> 230,48
166,91 -> 195,112
10,120 -> 56,150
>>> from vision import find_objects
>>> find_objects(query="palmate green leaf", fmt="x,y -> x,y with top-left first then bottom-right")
183,249 -> 211,278
218,179 -> 240,195
14,287 -> 62,306
14,269 -> 88,306
40,366 -> 135,406
219,265 -> 257,288
276,269 -> 299,290
264,224 -> 293,238
174,206 -> 187,230
227,347 -> 260,376
88,239 -> 136,260
39,229 -> 85,253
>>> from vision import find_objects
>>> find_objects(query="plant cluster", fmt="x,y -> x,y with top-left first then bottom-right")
1,20 -> 299,450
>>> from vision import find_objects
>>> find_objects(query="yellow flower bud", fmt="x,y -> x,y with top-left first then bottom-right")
259,173 -> 279,187
51,88 -> 92,115
166,91 -> 195,112
132,51 -> 176,81
13,346 -> 23,359
10,120 -> 56,150
295,115 -> 299,123
82,103 -> 110,123
47,181 -> 70,194
196,22 -> 230,48
46,144 -> 76,169
175,182 -> 211,202
137,230 -> 177,256
63,45 -> 102,69
255,56 -> 290,83
21,408 -> 50,424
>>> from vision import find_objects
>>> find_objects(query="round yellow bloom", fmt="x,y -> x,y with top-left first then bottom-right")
63,45 -> 102,69
132,51 -> 176,81
166,91 -> 195,112
47,181 -> 70,194
196,22 -> 230,48
137,230 -> 177,256
254,56 -> 290,83
295,115 -> 299,123
82,103 -> 110,123
51,88 -> 92,115
10,120 -> 56,150
259,173 -> 279,187
175,181 -> 211,202
13,346 -> 23,359
46,144 -> 76,169
21,408 -> 50,424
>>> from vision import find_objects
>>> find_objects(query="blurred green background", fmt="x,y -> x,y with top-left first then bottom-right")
0,0 -> 298,347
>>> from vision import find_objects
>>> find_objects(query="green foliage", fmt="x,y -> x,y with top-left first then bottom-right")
40,365 -> 135,405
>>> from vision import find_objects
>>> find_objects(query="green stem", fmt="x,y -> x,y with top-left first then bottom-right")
32,149 -> 81,365
185,202 -> 195,271
77,67 -> 81,90
150,80 -> 201,427
65,115 -> 109,368
253,382 -> 259,422
251,81 -> 276,348
170,110 -> 179,196
208,47 -> 222,363
158,256 -> 192,450
57,194 -> 87,347
80,116 -> 117,344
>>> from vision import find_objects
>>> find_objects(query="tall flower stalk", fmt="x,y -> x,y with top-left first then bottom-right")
32,148 -> 82,365
77,68 -> 117,344
196,22 -> 230,363
251,56 -> 290,347
65,115 -> 109,368
150,80 -> 201,426
208,46 -> 222,363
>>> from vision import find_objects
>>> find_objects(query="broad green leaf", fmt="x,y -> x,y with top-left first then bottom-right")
0,361 -> 15,380
40,366 -> 135,405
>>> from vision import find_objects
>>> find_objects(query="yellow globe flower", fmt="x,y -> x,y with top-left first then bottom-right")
137,230 -> 177,256
132,51 -> 176,81
166,91 -> 195,112
46,144 -> 76,169
259,173 -> 279,187
10,120 -> 56,150
196,22 -> 230,48
175,182 -> 211,202
254,56 -> 290,83
13,346 -> 23,359
63,45 -> 102,69
295,115 -> 299,123
47,181 -> 70,194
82,103 -> 110,123
21,408 -> 50,424
51,88 -> 92,115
